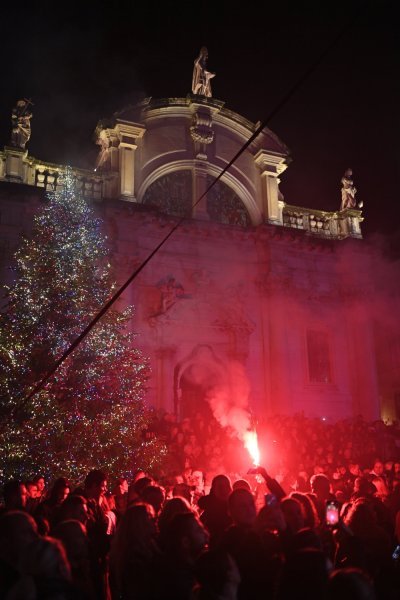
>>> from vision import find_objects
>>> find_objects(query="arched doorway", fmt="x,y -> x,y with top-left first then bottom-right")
174,345 -> 225,420
179,364 -> 215,420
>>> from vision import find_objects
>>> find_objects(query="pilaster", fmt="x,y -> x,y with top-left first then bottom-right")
254,150 -> 287,224
114,122 -> 146,202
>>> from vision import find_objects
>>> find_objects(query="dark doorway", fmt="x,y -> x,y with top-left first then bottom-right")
180,373 -> 214,421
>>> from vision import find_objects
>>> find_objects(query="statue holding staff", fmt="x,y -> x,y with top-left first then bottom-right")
340,168 -> 357,210
11,98 -> 33,149
192,47 -> 215,98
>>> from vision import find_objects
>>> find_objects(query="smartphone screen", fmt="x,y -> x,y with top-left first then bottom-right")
325,500 -> 340,527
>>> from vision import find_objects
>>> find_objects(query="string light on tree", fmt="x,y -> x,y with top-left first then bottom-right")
0,168 -> 166,483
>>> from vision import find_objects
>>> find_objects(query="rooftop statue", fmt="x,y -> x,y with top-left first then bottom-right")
11,99 -> 33,149
192,47 -> 215,97
340,168 -> 357,210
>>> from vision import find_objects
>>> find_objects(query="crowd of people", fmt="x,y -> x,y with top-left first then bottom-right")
1,413 -> 400,599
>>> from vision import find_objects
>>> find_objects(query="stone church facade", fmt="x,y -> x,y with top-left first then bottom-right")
1,96 -> 399,423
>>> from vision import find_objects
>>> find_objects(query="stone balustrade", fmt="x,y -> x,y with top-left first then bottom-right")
0,148 -> 104,202
282,203 -> 363,239
0,147 -> 363,239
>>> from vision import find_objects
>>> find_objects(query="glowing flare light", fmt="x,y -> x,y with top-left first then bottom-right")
243,430 -> 260,466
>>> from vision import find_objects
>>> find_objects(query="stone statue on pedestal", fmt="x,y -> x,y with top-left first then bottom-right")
192,47 -> 215,97
340,168 -> 357,210
11,99 -> 33,149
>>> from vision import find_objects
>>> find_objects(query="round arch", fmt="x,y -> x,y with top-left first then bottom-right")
173,345 -> 226,419
137,160 -> 262,225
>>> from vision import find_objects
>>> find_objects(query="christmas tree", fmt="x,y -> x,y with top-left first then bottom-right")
0,169 -> 166,483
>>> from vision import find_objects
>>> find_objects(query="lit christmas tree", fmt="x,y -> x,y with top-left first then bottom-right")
0,169 -> 166,483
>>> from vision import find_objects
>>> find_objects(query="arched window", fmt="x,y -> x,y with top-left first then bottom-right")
142,170 -> 192,217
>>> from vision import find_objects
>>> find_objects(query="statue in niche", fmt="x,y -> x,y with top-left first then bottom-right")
11,99 -> 33,149
192,47 -> 215,97
340,168 -> 358,210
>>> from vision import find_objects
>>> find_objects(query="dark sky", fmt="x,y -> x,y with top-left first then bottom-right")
1,0 -> 398,241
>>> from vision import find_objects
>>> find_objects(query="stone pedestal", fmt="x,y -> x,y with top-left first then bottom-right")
4,146 -> 28,182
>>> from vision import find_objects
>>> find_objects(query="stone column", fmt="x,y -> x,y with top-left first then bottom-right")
114,122 -> 145,202
192,161 -> 210,219
254,150 -> 287,225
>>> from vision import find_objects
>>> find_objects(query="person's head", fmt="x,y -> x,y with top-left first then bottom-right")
173,482 -> 193,504
3,481 -> 28,510
128,476 -> 153,503
159,496 -> 192,529
0,511 -> 38,567
33,476 -> 46,494
195,549 -> 240,599
48,478 -> 70,505
328,568 -> 376,600
228,488 -> 257,527
211,475 -> 232,502
290,492 -> 320,529
372,460 -> 384,476
353,477 -> 376,497
58,494 -> 88,525
113,477 -> 128,495
25,482 -> 38,499
345,168 -> 353,178
232,479 -> 251,492
52,519 -> 89,568
19,536 -> 71,581
84,470 -> 107,500
310,474 -> 331,500
277,547 -> 330,600
140,484 -> 166,515
280,497 -> 305,534
191,470 -> 205,493
164,512 -> 209,563
343,499 -> 377,537
349,463 -> 361,476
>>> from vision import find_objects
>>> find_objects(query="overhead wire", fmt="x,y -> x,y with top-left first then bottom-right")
8,3 -> 368,418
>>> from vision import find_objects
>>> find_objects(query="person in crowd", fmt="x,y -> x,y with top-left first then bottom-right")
140,484 -> 166,516
36,477 -> 70,527
327,567 -> 376,600
193,548 -> 241,600
0,481 -> 28,514
57,494 -> 88,527
0,510 -> 39,596
220,488 -> 276,599
52,519 -> 94,598
6,536 -> 77,599
154,511 -> 209,600
33,475 -> 47,500
158,496 -> 193,549
83,470 -> 112,600
112,477 -> 128,519
198,474 -> 232,547
110,503 -> 159,599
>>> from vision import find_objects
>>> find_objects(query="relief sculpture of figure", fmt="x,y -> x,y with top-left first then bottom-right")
192,47 -> 215,97
11,99 -> 33,149
340,168 -> 357,210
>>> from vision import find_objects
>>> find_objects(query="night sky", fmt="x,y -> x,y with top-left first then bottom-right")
1,1 -> 398,242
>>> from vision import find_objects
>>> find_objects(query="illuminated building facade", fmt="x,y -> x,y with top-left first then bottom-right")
1,96 -> 399,422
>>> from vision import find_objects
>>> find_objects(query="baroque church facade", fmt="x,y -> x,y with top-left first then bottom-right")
1,94 -> 399,423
